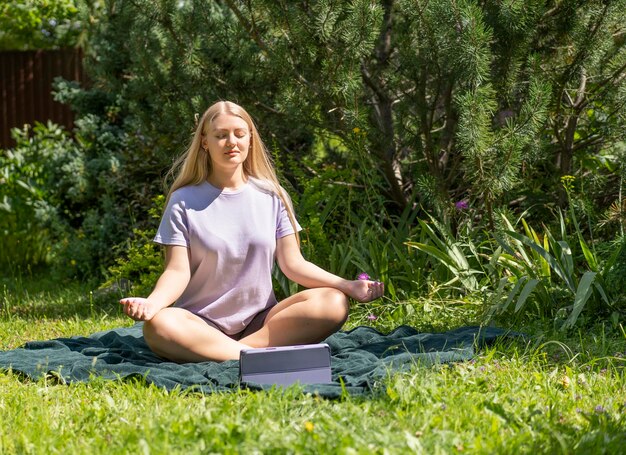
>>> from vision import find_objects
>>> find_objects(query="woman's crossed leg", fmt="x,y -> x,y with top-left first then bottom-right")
143,287 -> 349,362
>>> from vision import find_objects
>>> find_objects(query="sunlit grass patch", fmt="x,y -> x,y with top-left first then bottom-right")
0,275 -> 625,453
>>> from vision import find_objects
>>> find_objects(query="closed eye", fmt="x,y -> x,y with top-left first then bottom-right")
214,129 -> 248,139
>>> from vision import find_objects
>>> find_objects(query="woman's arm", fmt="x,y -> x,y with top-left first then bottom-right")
120,245 -> 191,321
276,234 -> 384,302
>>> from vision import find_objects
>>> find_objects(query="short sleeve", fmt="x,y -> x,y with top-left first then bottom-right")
154,192 -> 190,247
275,199 -> 302,239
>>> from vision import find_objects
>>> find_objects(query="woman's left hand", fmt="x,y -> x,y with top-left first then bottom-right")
345,279 -> 384,303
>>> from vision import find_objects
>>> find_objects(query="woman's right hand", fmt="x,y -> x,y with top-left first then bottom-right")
119,297 -> 159,321
345,279 -> 384,303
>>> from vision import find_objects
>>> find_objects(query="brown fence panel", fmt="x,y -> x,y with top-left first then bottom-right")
0,48 -> 85,149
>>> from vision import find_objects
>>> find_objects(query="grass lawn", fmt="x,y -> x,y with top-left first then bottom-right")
1,274 -> 625,454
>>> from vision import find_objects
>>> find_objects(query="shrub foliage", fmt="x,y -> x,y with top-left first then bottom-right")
2,0 -> 625,327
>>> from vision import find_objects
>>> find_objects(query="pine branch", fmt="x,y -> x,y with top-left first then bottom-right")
416,67 -> 433,159
223,0 -> 268,53
438,80 -> 456,171
359,0 -> 407,209
571,134 -> 604,153
581,60 -> 626,110
376,0 -> 394,63
223,1 -> 319,98
553,3 -> 611,128
563,68 -> 587,161
571,98 -> 626,153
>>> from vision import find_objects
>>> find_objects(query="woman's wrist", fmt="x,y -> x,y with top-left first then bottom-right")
146,294 -> 173,311
336,278 -> 353,295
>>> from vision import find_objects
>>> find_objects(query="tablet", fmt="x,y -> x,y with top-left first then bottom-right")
239,343 -> 332,386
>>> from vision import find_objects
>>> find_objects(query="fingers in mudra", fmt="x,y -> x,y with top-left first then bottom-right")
352,279 -> 383,302
120,297 -> 150,321
366,281 -> 384,300
357,273 -> 383,301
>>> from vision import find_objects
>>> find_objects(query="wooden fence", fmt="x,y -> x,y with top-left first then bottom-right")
0,48 -> 86,149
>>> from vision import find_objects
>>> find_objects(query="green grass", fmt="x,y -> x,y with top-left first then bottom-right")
1,274 -> 625,454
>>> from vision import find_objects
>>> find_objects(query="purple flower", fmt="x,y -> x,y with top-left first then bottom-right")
367,314 -> 377,321
455,200 -> 469,210
594,405 -> 606,414
357,273 -> 370,281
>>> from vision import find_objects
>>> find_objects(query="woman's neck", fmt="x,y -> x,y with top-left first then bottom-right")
207,169 -> 247,191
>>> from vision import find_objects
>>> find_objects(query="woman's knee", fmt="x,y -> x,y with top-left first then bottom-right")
321,288 -> 350,325
142,309 -> 193,359
142,310 -> 177,347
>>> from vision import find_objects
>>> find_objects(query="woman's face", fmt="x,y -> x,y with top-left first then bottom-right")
201,114 -> 251,171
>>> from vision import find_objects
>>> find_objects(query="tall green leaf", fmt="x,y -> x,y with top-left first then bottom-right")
561,271 -> 597,330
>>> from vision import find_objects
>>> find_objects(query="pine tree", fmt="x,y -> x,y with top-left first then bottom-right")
71,0 -> 626,222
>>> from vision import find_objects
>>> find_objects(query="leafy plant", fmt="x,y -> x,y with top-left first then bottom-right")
602,236 -> 626,311
405,215 -> 491,297
335,210 -> 425,301
0,122 -> 77,271
490,211 -> 617,329
0,0 -> 83,50
404,207 -> 620,329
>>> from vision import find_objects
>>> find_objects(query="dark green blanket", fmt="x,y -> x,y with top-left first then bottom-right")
0,324 -> 516,398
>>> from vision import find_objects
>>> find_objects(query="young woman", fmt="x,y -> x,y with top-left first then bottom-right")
120,101 -> 384,363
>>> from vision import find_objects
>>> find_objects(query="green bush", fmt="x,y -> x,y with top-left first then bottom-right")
407,208 -> 622,329
490,213 -> 614,330
7,0 -> 623,335
0,0 -> 83,50
0,122 -> 76,271
0,112 -> 160,282
103,196 -> 165,298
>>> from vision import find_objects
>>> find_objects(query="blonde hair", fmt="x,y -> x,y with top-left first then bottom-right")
165,101 -> 299,243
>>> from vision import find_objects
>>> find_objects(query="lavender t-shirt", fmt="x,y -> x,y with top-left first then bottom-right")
154,179 -> 299,334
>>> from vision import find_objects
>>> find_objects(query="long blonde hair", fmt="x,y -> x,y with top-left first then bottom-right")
165,101 -> 299,243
